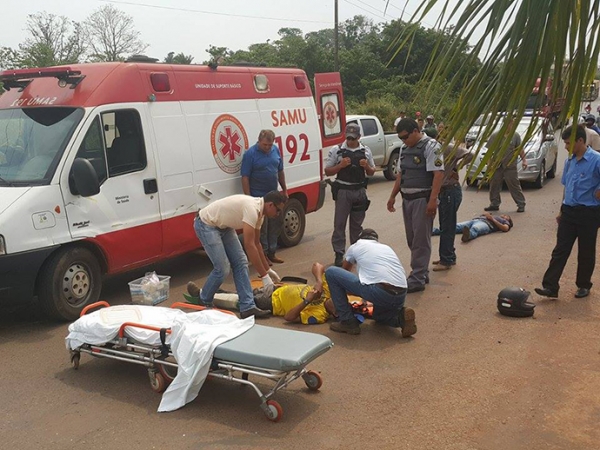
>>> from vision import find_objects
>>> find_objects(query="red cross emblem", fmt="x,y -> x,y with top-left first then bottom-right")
211,114 -> 249,174
323,101 -> 338,130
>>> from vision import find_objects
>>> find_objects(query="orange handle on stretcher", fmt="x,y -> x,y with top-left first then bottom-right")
80,301 -> 110,317
118,322 -> 172,338
170,301 -> 237,316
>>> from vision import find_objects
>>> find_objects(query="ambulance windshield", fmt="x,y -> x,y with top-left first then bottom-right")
0,107 -> 84,186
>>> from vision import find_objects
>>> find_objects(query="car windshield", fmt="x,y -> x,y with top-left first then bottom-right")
0,107 -> 83,186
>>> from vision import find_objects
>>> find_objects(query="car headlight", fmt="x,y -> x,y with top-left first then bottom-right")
0,235 -> 6,255
525,145 -> 542,160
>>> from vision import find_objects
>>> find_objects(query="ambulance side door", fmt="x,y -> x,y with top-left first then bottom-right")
62,106 -> 162,272
314,72 -> 346,148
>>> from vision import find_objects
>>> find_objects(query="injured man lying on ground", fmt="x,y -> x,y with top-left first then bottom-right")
187,262 -> 338,324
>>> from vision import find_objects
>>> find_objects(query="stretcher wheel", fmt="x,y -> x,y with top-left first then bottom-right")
157,357 -> 178,383
149,371 -> 167,394
302,370 -> 323,391
265,400 -> 283,422
71,352 -> 80,370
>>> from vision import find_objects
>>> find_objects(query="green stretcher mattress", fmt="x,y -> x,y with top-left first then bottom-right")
213,324 -> 334,371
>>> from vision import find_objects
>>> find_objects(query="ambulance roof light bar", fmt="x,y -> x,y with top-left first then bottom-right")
0,67 -> 85,91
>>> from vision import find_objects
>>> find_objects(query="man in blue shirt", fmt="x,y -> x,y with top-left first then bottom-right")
241,130 -> 288,264
536,125 -> 600,299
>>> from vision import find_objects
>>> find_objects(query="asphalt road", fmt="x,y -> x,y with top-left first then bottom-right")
1,132 -> 599,450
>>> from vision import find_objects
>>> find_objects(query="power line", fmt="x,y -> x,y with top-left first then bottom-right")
341,0 -> 395,21
99,0 -> 331,24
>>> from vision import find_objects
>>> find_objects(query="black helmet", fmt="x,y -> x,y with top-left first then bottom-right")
497,287 -> 535,317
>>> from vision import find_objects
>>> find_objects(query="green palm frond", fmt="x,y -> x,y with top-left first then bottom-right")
386,0 -> 600,182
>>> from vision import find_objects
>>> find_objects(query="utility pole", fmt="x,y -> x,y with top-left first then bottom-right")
334,0 -> 339,71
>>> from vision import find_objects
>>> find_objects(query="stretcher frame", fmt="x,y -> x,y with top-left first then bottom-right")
69,301 -> 329,422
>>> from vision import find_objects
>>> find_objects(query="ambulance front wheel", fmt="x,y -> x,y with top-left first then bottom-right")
279,198 -> 305,248
38,246 -> 102,321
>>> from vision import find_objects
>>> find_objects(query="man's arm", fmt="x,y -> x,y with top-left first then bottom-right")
242,223 -> 270,277
241,176 -> 251,196
483,212 -> 510,232
311,262 -> 325,291
387,171 -> 402,212
325,157 -> 351,176
520,148 -> 528,170
427,171 -> 444,217
278,170 -> 288,198
360,158 -> 376,176
283,299 -> 308,322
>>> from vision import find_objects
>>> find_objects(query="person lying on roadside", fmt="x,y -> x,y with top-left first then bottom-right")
187,262 -> 337,324
432,212 -> 512,242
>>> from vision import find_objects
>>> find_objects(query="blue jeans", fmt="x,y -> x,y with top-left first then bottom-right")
437,185 -> 462,265
325,266 -> 406,325
433,219 -> 493,240
194,217 -> 255,312
260,215 -> 282,255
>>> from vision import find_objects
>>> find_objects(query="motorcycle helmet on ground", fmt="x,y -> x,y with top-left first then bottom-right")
497,287 -> 535,317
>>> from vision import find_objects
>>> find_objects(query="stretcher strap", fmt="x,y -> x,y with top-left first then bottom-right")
159,328 -> 169,357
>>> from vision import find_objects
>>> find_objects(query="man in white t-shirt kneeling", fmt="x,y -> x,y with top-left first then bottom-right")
193,191 -> 286,319
325,228 -> 416,337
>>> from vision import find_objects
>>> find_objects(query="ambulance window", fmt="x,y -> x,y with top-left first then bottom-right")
320,93 -> 342,137
75,116 -> 108,184
103,110 -> 147,177
361,118 -> 378,137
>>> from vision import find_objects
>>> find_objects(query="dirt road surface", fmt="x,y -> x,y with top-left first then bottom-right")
1,135 -> 599,450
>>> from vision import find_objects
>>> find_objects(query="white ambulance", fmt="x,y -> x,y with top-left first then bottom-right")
0,58 -> 346,320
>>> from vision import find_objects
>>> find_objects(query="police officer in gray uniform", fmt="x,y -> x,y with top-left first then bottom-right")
387,118 -> 445,292
325,123 -> 376,267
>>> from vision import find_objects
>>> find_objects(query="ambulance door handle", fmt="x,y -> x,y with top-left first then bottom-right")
199,185 -> 213,199
143,178 -> 158,194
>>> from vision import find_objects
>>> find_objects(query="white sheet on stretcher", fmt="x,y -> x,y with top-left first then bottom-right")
64,305 -> 254,412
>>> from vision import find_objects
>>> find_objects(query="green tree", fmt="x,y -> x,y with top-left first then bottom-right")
17,12 -> 86,67
387,0 -> 600,156
164,52 -> 194,64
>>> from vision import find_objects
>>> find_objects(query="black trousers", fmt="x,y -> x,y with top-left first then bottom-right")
542,205 -> 600,292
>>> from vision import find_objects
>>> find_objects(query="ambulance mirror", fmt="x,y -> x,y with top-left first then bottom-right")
70,158 -> 100,197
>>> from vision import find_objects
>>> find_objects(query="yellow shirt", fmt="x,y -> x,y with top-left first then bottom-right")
271,276 -> 331,325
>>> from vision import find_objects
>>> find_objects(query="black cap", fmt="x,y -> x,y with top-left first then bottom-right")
358,228 -> 378,241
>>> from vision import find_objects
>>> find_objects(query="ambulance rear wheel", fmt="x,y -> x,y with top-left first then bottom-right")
279,198 -> 305,248
38,246 -> 102,321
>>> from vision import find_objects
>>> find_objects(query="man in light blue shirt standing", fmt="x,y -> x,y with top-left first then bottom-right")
241,130 -> 288,264
536,125 -> 600,299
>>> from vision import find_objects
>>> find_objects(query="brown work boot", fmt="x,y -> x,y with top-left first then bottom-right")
398,307 -> 417,338
187,281 -> 201,298
330,318 -> 361,335
267,253 -> 284,264
461,226 -> 471,243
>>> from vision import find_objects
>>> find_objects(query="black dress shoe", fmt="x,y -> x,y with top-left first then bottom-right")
534,287 -> 558,298
575,288 -> 590,298
240,307 -> 272,319
484,205 -> 499,211
407,284 -> 425,293
334,252 -> 344,267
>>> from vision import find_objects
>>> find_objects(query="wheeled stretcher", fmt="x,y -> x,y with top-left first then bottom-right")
67,302 -> 333,422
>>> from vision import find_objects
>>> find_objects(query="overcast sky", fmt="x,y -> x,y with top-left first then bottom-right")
3,0 -> 451,63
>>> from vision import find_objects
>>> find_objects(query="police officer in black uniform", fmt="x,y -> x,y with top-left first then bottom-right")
325,123 -> 376,267
387,118 -> 445,293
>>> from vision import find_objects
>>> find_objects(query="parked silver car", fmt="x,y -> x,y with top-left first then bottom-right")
466,117 -> 558,189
